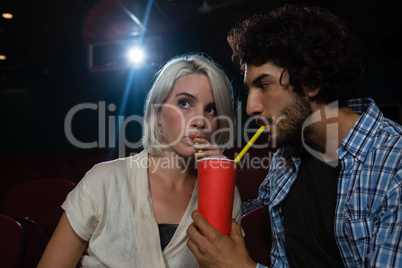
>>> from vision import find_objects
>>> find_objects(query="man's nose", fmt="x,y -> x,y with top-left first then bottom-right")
246,90 -> 264,116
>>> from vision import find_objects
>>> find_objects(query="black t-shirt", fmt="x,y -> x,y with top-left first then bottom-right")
281,150 -> 344,267
158,223 -> 178,251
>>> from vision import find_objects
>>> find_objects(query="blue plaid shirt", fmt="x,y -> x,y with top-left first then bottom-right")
242,98 -> 402,268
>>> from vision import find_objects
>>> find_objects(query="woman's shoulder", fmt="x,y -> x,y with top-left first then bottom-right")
79,157 -> 127,186
89,157 -> 128,175
81,151 -> 147,185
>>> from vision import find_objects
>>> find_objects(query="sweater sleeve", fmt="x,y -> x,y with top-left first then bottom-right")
61,163 -> 108,241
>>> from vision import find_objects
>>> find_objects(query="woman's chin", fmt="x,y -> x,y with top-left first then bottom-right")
167,145 -> 197,159
182,149 -> 197,158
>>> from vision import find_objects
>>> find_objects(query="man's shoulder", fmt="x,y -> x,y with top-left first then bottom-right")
381,117 -> 402,138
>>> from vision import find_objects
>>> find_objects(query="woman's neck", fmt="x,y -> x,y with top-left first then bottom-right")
147,151 -> 197,224
148,151 -> 197,186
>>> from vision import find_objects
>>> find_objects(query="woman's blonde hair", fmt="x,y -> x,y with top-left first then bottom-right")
143,53 -> 235,156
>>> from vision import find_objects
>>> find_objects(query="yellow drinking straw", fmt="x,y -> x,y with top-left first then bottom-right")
234,125 -> 266,163
193,139 -> 203,153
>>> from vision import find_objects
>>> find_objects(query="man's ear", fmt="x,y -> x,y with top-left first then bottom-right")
304,86 -> 321,99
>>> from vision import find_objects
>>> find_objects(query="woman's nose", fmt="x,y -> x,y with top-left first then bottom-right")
190,113 -> 206,129
246,90 -> 264,116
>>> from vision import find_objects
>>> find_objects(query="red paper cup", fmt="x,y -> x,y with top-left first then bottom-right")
197,158 -> 237,235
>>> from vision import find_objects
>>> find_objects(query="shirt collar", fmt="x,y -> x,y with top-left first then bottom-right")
339,98 -> 383,163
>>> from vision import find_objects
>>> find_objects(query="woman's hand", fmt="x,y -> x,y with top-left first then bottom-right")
193,138 -> 227,160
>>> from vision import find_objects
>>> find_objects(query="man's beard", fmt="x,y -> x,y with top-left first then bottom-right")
269,93 -> 312,148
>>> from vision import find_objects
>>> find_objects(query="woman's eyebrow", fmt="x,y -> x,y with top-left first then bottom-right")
206,102 -> 216,108
175,92 -> 197,100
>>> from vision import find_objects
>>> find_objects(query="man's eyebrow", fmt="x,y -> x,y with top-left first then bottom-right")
244,73 -> 271,87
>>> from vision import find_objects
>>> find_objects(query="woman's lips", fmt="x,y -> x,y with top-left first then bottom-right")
185,135 -> 203,144
185,136 -> 197,144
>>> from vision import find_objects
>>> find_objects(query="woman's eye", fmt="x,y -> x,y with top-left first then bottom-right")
205,106 -> 216,115
179,100 -> 191,109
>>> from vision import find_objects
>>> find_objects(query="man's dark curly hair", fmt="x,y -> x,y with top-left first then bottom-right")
227,4 -> 363,106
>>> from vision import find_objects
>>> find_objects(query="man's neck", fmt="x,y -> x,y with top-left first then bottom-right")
303,104 -> 361,162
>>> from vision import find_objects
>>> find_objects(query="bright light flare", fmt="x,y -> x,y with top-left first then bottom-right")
127,47 -> 145,64
2,13 -> 13,19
